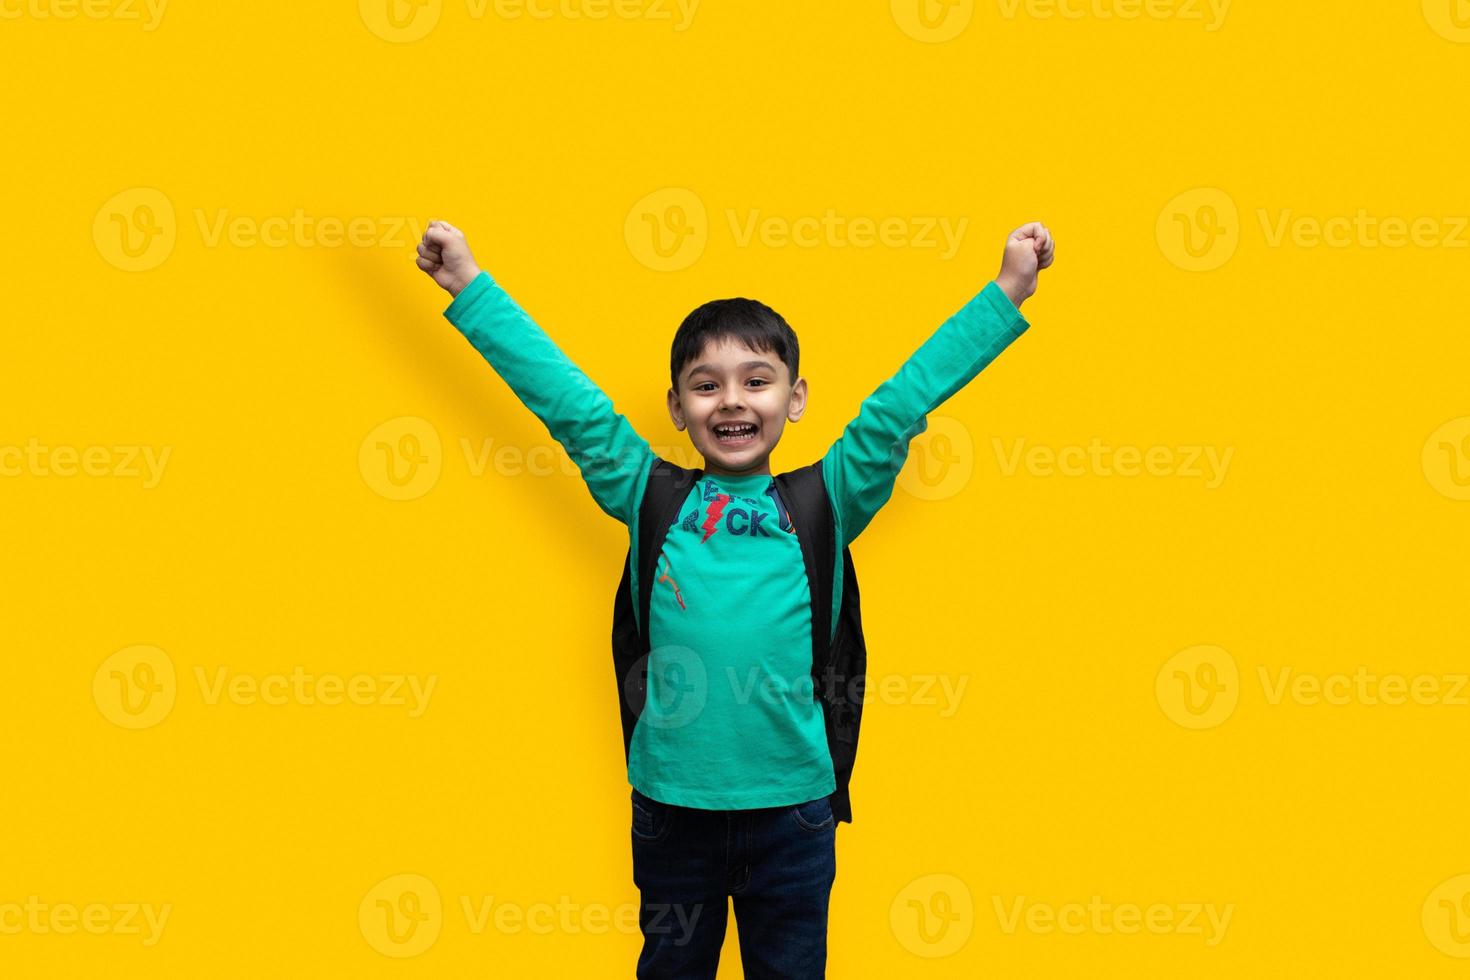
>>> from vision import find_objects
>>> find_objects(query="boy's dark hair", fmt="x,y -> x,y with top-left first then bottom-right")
669,298 -> 800,392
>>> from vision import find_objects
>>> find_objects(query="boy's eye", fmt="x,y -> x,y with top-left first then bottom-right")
694,379 -> 769,392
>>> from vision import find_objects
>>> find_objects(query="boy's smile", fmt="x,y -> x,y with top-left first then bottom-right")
668,337 -> 807,478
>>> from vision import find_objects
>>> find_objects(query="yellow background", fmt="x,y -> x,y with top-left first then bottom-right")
4,1 -> 1469,976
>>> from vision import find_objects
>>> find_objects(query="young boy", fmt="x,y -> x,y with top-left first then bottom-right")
416,219 -> 1053,978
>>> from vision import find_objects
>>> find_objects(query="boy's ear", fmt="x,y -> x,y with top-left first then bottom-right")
786,377 -> 808,423
667,386 -> 685,430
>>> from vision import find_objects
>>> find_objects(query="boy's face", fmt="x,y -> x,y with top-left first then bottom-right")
667,337 -> 807,478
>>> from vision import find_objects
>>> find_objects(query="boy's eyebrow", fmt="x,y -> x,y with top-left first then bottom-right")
685,359 -> 777,379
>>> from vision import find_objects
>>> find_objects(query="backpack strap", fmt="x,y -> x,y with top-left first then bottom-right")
636,458 -> 703,639
775,459 -> 865,825
773,461 -> 835,679
612,457 -> 700,761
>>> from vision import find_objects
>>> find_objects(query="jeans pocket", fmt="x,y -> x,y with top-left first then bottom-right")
631,788 -> 676,843
789,794 -> 835,832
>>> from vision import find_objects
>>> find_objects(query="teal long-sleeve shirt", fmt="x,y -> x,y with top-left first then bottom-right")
443,272 -> 1028,807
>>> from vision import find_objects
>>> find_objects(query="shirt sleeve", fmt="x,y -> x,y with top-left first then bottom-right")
821,280 -> 1030,548
443,270 -> 655,526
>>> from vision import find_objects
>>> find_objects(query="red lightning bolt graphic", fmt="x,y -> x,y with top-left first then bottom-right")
700,494 -> 730,542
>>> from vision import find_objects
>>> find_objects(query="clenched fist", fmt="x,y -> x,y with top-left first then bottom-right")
417,220 -> 482,298
995,222 -> 1056,309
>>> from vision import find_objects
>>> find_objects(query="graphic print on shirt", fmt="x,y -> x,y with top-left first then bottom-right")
655,555 -> 685,610
700,491 -> 730,542
655,479 -> 797,614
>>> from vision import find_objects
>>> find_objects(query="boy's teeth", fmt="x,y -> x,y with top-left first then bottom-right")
715,422 -> 757,443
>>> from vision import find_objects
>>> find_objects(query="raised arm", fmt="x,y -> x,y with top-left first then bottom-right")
822,222 -> 1054,548
419,221 -> 655,525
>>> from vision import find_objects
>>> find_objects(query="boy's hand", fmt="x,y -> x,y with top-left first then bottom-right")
995,222 -> 1055,309
417,220 -> 482,298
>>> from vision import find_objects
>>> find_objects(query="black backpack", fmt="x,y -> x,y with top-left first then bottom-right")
611,456 -> 868,824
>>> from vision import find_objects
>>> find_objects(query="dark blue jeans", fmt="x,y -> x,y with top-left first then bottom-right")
630,786 -> 837,979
